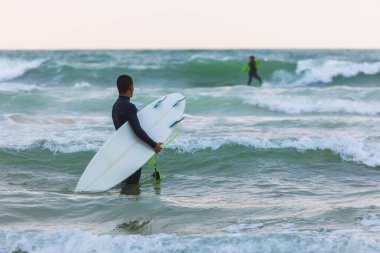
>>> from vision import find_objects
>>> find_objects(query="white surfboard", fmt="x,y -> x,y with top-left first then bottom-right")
75,93 -> 186,192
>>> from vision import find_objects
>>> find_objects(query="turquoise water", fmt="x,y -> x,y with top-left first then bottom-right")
1,50 -> 380,252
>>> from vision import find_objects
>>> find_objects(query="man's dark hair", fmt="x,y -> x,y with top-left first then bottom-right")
250,55 -> 255,59
117,75 -> 133,93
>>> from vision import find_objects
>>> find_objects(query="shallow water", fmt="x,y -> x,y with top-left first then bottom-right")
1,50 -> 380,252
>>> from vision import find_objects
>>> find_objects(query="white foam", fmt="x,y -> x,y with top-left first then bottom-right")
241,87 -> 380,115
188,53 -> 237,62
2,228 -> 380,253
222,220 -> 264,233
279,223 -> 296,229
359,214 -> 380,232
167,85 -> 380,115
1,111 -> 380,167
0,82 -> 42,92
0,58 -> 45,82
267,60 -> 380,87
0,114 -> 112,153
296,60 -> 380,85
128,64 -> 162,70
73,81 -> 91,88
171,134 -> 380,167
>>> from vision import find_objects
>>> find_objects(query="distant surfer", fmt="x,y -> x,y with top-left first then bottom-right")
241,55 -> 262,86
112,75 -> 163,191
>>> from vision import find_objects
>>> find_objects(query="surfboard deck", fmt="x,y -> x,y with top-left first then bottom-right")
75,93 -> 186,192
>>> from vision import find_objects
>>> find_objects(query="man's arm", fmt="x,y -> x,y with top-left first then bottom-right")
127,105 -> 157,148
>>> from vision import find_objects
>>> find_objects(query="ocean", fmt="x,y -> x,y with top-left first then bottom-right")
1,50 -> 380,253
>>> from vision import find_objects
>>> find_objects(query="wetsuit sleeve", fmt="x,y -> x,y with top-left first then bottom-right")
240,64 -> 249,73
255,59 -> 260,68
127,105 -> 157,148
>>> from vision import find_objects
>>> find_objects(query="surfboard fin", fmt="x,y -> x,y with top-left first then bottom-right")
170,117 -> 185,128
173,97 -> 186,107
154,96 -> 167,108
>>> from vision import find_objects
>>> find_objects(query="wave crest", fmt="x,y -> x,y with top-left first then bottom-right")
1,135 -> 379,167
0,58 -> 45,82
169,135 -> 380,167
268,60 -> 380,87
242,87 -> 380,115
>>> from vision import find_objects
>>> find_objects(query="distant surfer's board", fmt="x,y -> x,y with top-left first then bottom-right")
75,93 -> 186,192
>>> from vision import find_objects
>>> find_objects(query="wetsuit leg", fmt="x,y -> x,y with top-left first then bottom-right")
254,73 -> 262,85
121,167 -> 142,189
251,72 -> 262,85
248,74 -> 253,85
120,168 -> 142,195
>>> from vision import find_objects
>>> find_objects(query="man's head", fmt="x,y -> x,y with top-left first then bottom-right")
249,55 -> 255,62
117,75 -> 134,97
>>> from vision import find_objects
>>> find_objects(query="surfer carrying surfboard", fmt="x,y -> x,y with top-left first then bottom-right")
241,55 -> 262,86
112,75 -> 163,188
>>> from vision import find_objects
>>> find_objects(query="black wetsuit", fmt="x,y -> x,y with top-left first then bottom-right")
248,61 -> 262,86
112,96 -> 156,187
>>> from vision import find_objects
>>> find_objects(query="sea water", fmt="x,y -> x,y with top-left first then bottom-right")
1,50 -> 380,252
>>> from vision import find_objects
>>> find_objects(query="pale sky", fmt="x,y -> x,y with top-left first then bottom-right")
1,0 -> 379,49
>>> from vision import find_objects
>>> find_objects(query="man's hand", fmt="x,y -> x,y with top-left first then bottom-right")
154,142 -> 163,153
